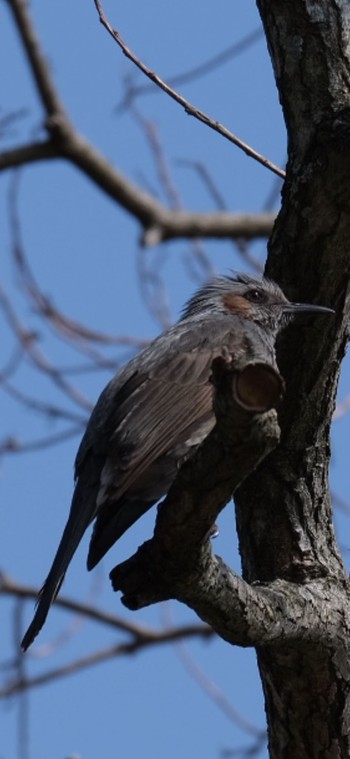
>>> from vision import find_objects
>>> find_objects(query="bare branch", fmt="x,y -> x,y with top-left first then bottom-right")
118,27 -> 263,106
178,159 -> 264,272
8,175 -> 150,353
0,141 -> 58,170
0,427 -> 82,457
0,107 -> 28,138
1,627 -> 212,696
1,574 -> 214,694
142,211 -> 276,245
160,605 -> 264,738
59,128 -> 276,243
7,0 -> 67,118
3,1 -> 276,245
93,0 -> 285,179
133,111 -> 214,320
177,641 -> 265,737
0,573 -> 212,640
0,141 -> 275,244
111,353 -> 283,619
0,285 -> 93,410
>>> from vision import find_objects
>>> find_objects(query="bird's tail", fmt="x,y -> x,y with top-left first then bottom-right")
21,488 -> 95,652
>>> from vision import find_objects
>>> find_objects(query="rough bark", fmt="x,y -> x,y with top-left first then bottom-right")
6,0 -> 349,755
234,2 -> 350,757
112,355 -> 283,615
112,2 -> 350,758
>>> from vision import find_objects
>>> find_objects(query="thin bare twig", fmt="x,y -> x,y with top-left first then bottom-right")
177,640 -> 265,737
161,603 -> 264,738
332,492 -> 350,516
0,427 -> 82,456
4,0 -> 277,243
1,574 -> 213,694
2,378 -> 87,424
1,632 -> 208,696
178,159 -> 264,273
132,109 -> 214,320
0,285 -> 92,410
8,173 -> 149,355
94,0 -> 285,179
1,574 -> 212,640
13,602 -> 29,759
0,107 -> 28,138
118,28 -> 263,107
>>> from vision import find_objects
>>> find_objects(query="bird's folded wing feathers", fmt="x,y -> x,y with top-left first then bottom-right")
95,349 -> 216,503
76,320 -> 249,504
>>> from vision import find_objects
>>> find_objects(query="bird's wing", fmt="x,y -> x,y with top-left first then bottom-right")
86,346 -> 218,568
80,313 -> 266,510
93,341 -> 218,507
78,316 -> 247,510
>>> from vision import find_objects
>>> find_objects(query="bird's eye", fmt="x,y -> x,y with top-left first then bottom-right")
245,289 -> 266,303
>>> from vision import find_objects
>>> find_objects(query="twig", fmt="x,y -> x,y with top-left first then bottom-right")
4,0 -> 276,243
1,574 -> 213,694
0,427 -> 82,456
2,378 -> 87,424
118,28 -> 263,107
178,159 -> 264,272
93,0 -> 285,179
8,173 -> 149,354
132,109 -> 214,317
0,574 -> 212,640
1,631 -> 211,695
161,601 -> 264,737
0,285 -> 92,410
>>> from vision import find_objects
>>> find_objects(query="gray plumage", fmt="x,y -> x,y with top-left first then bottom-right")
21,273 -> 333,650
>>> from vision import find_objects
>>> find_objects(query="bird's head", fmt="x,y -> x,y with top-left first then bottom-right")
181,273 -> 334,335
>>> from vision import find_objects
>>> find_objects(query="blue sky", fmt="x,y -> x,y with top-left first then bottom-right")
1,2 -> 349,758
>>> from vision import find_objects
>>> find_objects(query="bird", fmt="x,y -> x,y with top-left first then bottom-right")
21,273 -> 333,650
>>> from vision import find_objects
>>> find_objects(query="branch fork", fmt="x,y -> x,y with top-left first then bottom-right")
111,355 -> 283,615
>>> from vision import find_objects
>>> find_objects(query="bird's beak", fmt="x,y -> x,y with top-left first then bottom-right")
283,302 -> 335,315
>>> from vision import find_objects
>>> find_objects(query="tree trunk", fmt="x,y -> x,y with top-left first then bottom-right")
97,3 -> 350,757
235,2 -> 350,756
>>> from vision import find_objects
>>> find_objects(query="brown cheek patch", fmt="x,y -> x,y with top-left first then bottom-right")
223,293 -> 252,316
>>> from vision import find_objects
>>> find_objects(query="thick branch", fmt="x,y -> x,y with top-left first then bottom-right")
0,138 -> 275,242
0,573 -> 211,643
4,0 -> 276,245
236,0 -> 350,588
0,141 -> 58,170
234,2 -> 350,756
111,352 -> 283,620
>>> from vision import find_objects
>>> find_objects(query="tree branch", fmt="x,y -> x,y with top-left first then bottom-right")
107,346 -> 350,659
1,573 -> 214,694
0,573 -> 211,641
0,141 -> 58,170
232,1 -> 350,755
110,349 -> 283,629
6,0 -> 66,117
0,137 -> 275,243
117,27 -> 263,107
93,0 -> 285,179
4,0 -> 276,245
